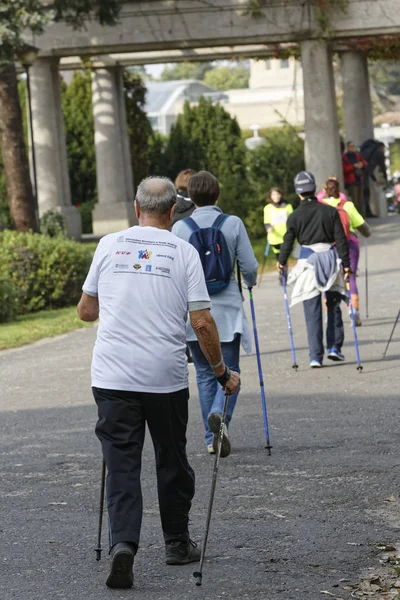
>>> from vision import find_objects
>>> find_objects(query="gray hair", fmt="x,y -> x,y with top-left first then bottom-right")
136,176 -> 177,215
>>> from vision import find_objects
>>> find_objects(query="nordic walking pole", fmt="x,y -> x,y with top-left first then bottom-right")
365,238 -> 369,318
383,307 -> 400,358
193,393 -> 229,587
259,241 -> 270,286
237,263 -> 272,451
95,458 -> 106,561
248,287 -> 272,454
346,280 -> 363,372
281,272 -> 298,370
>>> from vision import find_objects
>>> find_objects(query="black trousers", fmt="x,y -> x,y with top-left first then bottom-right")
93,387 -> 195,550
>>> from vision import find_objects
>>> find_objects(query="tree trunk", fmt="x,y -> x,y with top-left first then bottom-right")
0,63 -> 37,232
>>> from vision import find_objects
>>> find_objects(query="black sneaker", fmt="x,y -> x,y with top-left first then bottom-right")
106,543 -> 135,589
165,539 -> 201,565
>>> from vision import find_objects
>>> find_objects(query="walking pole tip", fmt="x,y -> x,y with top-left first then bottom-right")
292,363 -> 299,371
357,365 -> 363,373
265,442 -> 272,455
193,571 -> 202,586
95,547 -> 102,561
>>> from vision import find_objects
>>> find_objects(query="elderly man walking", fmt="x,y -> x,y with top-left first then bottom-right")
77,177 -> 239,590
173,171 -> 258,457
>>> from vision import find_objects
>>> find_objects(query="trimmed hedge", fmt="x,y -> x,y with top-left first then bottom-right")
0,231 -> 93,315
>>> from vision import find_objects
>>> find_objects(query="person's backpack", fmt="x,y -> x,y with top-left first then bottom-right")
323,197 -> 351,239
184,213 -> 232,295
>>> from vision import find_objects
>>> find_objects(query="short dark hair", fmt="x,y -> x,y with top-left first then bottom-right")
301,191 -> 315,199
174,168 -> 196,193
188,170 -> 220,207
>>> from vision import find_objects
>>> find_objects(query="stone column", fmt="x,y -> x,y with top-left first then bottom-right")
300,40 -> 343,191
91,67 -> 136,236
341,51 -> 374,147
30,57 -> 81,239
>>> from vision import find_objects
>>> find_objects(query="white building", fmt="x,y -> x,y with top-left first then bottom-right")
145,79 -> 216,134
221,58 -> 304,129
144,59 -> 305,134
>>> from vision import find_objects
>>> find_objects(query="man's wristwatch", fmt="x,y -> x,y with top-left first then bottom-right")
216,366 -> 231,386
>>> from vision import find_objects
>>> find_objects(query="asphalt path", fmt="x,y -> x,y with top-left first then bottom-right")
1,218 -> 399,600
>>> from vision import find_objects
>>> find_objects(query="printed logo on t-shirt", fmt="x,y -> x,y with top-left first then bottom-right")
133,264 -> 141,270
156,266 -> 170,275
117,236 -> 124,243
115,263 -> 129,269
145,265 -> 152,272
115,251 -> 131,255
138,250 -> 152,260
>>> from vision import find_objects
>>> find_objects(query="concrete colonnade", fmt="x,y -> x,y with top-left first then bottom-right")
29,57 -> 82,239
91,67 -> 136,236
28,45 -> 384,238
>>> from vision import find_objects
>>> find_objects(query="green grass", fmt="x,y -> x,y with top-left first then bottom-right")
0,306 -> 94,351
0,238 -> 281,351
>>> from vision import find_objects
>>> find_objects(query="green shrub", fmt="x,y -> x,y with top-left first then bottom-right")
0,201 -> 11,231
0,230 -> 93,314
40,210 -> 67,238
0,279 -> 21,323
78,201 -> 95,234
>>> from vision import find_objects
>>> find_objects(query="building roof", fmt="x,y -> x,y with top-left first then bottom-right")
145,79 -> 215,115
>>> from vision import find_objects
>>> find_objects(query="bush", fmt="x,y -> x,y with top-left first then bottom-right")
40,210 -> 67,238
0,230 -> 93,314
0,279 -> 21,323
78,201 -> 95,234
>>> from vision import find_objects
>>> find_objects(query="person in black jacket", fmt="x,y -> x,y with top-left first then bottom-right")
171,169 -> 196,225
278,171 -> 350,368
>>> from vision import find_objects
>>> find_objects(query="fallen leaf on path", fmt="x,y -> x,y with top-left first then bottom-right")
376,544 -> 397,552
320,592 -> 335,597
385,496 -> 397,502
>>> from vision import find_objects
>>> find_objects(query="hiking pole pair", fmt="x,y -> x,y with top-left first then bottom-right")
259,241 -> 270,286
346,280 -> 363,372
383,308 -> 400,358
193,392 -> 229,587
280,271 -> 298,370
95,458 -> 106,561
237,264 -> 272,452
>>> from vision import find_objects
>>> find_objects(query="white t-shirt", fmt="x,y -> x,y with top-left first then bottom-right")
83,225 -> 210,393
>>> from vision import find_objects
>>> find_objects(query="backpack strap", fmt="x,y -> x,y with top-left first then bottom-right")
184,217 -> 200,233
213,213 -> 229,230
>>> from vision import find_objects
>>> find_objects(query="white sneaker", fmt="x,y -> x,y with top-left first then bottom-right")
310,360 -> 322,368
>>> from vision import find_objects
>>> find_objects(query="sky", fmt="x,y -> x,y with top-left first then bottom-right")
145,64 -> 165,78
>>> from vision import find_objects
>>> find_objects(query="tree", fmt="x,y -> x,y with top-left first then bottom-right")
160,62 -> 214,82
245,126 -> 305,239
368,60 -> 400,95
203,65 -> 250,91
154,98 -> 249,219
0,1 -> 121,231
62,71 -> 96,208
124,72 -> 152,190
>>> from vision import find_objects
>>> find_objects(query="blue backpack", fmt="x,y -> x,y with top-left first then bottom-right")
184,213 -> 232,295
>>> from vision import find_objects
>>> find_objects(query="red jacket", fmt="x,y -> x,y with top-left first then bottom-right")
342,152 -> 368,186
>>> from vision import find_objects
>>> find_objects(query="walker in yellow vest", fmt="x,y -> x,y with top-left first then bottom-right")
263,189 -> 293,260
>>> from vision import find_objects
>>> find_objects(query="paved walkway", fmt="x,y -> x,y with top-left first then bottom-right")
1,219 -> 400,600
